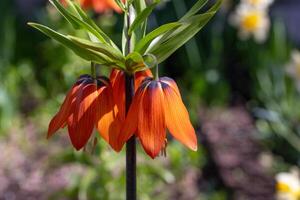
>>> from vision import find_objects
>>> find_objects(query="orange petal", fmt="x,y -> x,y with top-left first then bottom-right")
137,81 -> 166,159
95,78 -> 123,151
134,69 -> 153,91
160,77 -> 180,97
80,0 -> 93,9
118,80 -> 150,147
67,81 -> 98,150
92,0 -> 110,13
47,82 -> 82,138
106,0 -> 122,13
110,69 -> 126,121
161,78 -> 197,151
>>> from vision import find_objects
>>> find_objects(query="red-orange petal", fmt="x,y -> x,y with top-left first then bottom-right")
161,78 -> 198,151
106,0 -> 122,13
80,0 -> 93,9
118,82 -> 147,147
137,81 -> 166,159
134,69 -> 153,91
110,69 -> 126,121
92,0 -> 107,13
47,82 -> 82,138
67,81 -> 98,150
95,78 -> 123,152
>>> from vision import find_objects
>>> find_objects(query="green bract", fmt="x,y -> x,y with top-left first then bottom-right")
28,0 -> 221,73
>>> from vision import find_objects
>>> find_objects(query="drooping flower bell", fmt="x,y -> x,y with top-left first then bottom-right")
48,74 -> 122,151
110,69 -> 153,121
119,76 -> 198,158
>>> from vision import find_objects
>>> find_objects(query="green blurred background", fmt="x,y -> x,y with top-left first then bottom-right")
0,0 -> 299,199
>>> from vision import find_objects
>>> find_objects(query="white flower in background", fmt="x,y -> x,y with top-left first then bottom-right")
229,4 -> 270,43
241,0 -> 274,9
276,168 -> 300,200
286,50 -> 300,91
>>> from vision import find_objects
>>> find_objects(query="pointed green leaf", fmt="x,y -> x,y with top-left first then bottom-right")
114,0 -> 126,12
28,23 -> 124,69
125,52 -> 156,72
128,3 -> 157,36
148,13 -> 214,63
134,22 -> 181,53
71,2 -> 119,48
141,53 -> 157,70
68,36 -> 125,63
125,52 -> 145,71
180,0 -> 208,21
147,0 -> 221,63
50,0 -> 119,49
133,0 -> 146,14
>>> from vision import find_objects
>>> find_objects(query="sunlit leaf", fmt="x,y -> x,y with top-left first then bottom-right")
180,0 -> 208,21
147,0 -> 221,63
128,2 -> 158,36
134,22 -> 181,54
50,0 -> 119,49
68,36 -> 125,65
28,23 -> 124,69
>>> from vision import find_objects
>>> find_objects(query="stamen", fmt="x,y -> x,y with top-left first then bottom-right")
160,138 -> 168,157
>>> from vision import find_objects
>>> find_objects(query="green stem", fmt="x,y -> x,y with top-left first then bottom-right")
91,62 -> 96,79
124,3 -> 136,200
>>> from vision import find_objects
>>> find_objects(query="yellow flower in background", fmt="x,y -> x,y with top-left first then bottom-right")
230,4 -> 270,43
242,0 -> 274,9
276,168 -> 300,200
286,50 -> 300,91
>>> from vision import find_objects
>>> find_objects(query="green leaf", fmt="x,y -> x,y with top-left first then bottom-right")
49,0 -> 81,29
28,23 -> 125,69
133,0 -> 147,14
125,52 -> 145,71
68,36 -> 125,63
114,0 -> 126,12
147,0 -> 221,63
134,22 -> 181,53
50,0 -> 119,49
128,3 -> 158,36
180,0 -> 208,22
125,52 -> 156,72
149,13 -> 215,63
142,54 -> 157,70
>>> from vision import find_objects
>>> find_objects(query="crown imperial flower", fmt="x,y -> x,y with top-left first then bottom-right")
48,74 -> 122,151
119,77 -> 198,158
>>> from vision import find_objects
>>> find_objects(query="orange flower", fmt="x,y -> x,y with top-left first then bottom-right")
48,74 -> 122,151
79,0 -> 122,13
61,0 -> 123,13
110,69 -> 153,121
119,77 -> 198,158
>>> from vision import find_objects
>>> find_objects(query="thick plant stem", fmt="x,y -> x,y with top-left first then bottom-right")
125,74 -> 136,200
125,4 -> 136,200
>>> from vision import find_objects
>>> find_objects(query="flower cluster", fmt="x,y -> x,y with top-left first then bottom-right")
229,0 -> 273,43
276,168 -> 300,200
48,69 -> 198,158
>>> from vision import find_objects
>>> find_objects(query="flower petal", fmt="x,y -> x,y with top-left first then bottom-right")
95,78 -> 123,151
162,80 -> 197,151
118,83 -> 144,147
67,81 -> 98,150
137,81 -> 166,159
110,69 -> 126,121
134,69 -> 153,91
47,80 -> 84,138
